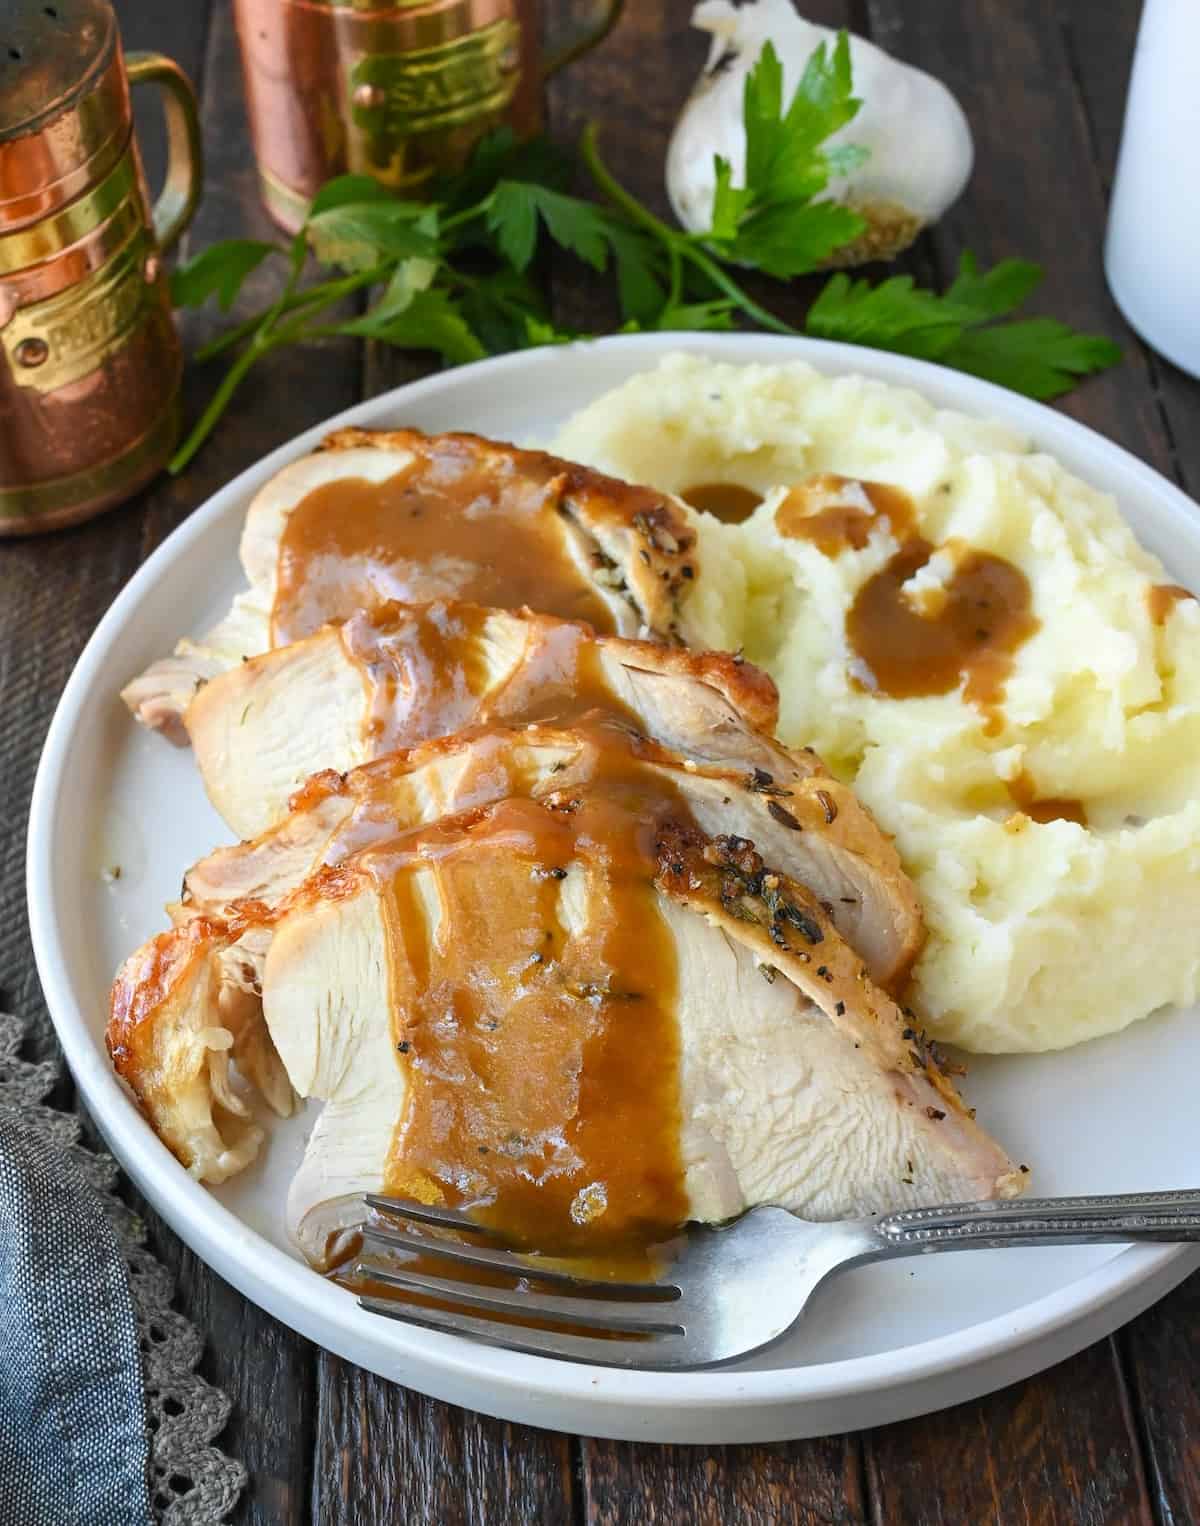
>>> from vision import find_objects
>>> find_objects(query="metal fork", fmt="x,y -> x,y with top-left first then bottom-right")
353,1188 -> 1200,1369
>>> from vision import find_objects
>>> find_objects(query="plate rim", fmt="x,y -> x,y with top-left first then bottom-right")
27,330 -> 1200,1429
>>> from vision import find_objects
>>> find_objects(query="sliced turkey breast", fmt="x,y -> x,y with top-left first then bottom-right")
122,428 -> 702,739
108,722 -> 1019,1256
181,719 -> 923,994
184,598 -> 778,838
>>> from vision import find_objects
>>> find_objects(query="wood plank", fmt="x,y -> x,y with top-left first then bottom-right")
992,10 -> 1200,1508
1118,1276 -> 1200,1526
580,1438 -> 866,1526
865,1342 -> 1153,1526
117,4 -> 363,1519
863,0 -> 1171,472
114,0 -> 213,198
848,5 -> 1163,1519
311,1360 -> 573,1526
1055,0 -> 1200,495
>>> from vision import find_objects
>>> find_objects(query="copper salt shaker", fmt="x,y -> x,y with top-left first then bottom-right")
233,0 -> 623,233
0,0 -> 203,534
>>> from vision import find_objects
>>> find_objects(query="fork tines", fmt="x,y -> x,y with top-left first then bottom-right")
355,1192 -> 685,1365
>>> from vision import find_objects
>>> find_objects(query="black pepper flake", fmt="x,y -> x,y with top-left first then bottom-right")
815,789 -> 838,824
767,799 -> 802,831
478,1145 -> 489,1154
925,1106 -> 946,1121
816,966 -> 829,979
759,964 -> 778,984
1019,1163 -> 1030,1173
396,1041 -> 410,1053
550,867 -> 568,880
681,564 -> 695,579
840,896 -> 857,905
747,767 -> 794,798
835,1001 -> 845,1016
638,549 -> 651,565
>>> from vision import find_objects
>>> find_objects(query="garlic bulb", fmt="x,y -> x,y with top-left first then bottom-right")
666,0 -> 974,265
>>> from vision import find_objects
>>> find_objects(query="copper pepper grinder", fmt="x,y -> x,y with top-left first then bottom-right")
0,0 -> 203,535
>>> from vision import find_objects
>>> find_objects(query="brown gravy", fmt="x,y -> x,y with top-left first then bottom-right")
1147,583 -> 1196,625
847,538 -> 1038,730
777,472 -> 1037,731
369,726 -> 692,1259
1006,770 -> 1087,826
338,601 -> 642,756
272,438 -> 619,644
681,481 -> 763,524
775,474 -> 915,554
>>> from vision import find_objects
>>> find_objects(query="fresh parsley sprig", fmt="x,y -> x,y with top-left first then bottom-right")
168,32 -> 1120,473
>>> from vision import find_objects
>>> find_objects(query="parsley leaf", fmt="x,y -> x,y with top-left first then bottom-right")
439,127 -> 573,213
942,321 -> 1123,400
485,180 -> 665,322
806,271 -> 970,359
655,299 -> 739,332
335,288 -> 485,365
707,37 -> 868,278
943,252 -> 1044,321
336,257 -> 438,331
170,240 -> 277,311
486,181 -> 611,272
307,201 -> 440,272
807,252 -> 1122,397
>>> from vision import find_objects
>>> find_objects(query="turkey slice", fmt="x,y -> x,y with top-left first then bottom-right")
181,718 -> 923,995
122,428 -> 702,741
107,724 -> 1016,1253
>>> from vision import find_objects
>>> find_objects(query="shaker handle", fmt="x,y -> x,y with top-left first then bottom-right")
126,52 -> 204,255
541,0 -> 624,78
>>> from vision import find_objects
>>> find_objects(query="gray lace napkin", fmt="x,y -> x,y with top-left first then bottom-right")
0,1011 -> 245,1524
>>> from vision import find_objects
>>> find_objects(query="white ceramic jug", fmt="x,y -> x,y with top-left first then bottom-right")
1105,0 -> 1200,378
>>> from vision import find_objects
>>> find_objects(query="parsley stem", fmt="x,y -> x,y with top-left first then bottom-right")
679,244 -> 799,338
580,121 -> 798,339
441,200 -> 491,233
172,258 -> 398,472
168,332 -> 285,475
194,267 -> 388,362
579,123 -> 678,246
667,243 -> 683,311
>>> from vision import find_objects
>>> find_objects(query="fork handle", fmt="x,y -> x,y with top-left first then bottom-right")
874,1188 -> 1200,1252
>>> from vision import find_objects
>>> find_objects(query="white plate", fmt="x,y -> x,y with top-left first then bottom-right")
27,333 -> 1200,1443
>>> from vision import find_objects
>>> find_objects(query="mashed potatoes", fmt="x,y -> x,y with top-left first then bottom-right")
554,353 -> 1200,1053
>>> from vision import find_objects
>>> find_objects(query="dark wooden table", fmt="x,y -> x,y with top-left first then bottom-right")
7,1 -> 1200,1520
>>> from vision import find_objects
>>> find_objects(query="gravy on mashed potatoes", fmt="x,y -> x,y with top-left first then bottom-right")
553,353 -> 1200,1055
